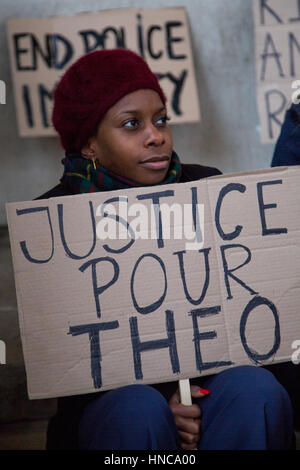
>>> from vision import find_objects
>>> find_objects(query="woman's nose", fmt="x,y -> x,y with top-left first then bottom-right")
144,123 -> 165,147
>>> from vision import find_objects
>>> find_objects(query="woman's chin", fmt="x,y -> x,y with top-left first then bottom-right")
135,167 -> 169,185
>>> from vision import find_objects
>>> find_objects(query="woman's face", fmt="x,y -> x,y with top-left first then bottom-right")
83,89 -> 173,185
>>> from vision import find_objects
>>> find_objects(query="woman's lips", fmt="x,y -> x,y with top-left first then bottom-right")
139,156 -> 170,170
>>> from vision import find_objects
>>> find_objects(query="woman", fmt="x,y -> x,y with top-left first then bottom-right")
38,49 -> 294,450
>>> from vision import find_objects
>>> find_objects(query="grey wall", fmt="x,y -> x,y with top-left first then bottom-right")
0,0 -> 275,227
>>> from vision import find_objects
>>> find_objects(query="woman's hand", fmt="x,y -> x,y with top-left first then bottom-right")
168,386 -> 210,450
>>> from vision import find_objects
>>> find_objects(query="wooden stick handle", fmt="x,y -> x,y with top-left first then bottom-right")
179,378 -> 192,405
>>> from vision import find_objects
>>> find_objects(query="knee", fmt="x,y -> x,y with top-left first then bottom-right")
78,385 -> 177,450
86,384 -> 171,423
217,365 -> 291,405
111,384 -> 170,417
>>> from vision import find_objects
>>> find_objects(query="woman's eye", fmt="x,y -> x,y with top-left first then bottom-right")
156,115 -> 170,126
123,119 -> 139,128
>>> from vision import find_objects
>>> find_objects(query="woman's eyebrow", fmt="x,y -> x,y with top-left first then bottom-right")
116,106 -> 167,117
117,109 -> 138,116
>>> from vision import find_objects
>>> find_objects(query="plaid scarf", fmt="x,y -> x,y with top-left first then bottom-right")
61,151 -> 182,193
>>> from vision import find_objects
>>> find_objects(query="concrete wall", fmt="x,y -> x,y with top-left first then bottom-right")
0,0 -> 278,425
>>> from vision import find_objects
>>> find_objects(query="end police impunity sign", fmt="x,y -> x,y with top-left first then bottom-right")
6,167 -> 300,399
6,7 -> 200,138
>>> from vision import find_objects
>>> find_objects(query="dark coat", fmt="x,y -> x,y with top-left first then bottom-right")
38,162 -> 222,449
271,104 -> 300,167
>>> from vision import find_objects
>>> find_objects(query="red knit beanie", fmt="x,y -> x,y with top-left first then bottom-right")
52,49 -> 166,153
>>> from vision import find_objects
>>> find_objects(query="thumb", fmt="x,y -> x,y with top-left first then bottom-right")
190,386 -> 211,399
169,388 -> 181,405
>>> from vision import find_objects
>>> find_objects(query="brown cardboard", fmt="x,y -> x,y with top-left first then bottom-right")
6,166 -> 300,399
253,0 -> 300,143
6,7 -> 200,138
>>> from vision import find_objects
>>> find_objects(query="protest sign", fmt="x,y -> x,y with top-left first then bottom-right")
6,166 -> 300,399
6,7 -> 200,138
253,0 -> 300,143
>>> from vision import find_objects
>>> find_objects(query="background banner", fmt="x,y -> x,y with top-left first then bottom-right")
6,7 -> 200,137
253,0 -> 300,143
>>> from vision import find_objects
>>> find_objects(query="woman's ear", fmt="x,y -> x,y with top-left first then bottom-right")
81,137 -> 100,170
81,137 -> 97,160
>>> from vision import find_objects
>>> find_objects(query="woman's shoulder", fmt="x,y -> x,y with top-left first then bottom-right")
180,163 -> 222,183
35,179 -> 75,200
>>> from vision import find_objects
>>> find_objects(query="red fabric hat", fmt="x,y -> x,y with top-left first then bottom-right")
52,49 -> 166,153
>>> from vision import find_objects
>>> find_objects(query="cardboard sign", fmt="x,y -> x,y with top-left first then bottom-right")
253,0 -> 300,143
6,7 -> 200,138
6,166 -> 300,399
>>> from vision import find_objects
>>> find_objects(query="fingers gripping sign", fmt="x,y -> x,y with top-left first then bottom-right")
169,379 -> 210,450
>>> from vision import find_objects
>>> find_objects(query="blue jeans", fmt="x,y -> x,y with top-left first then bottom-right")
78,366 -> 294,450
